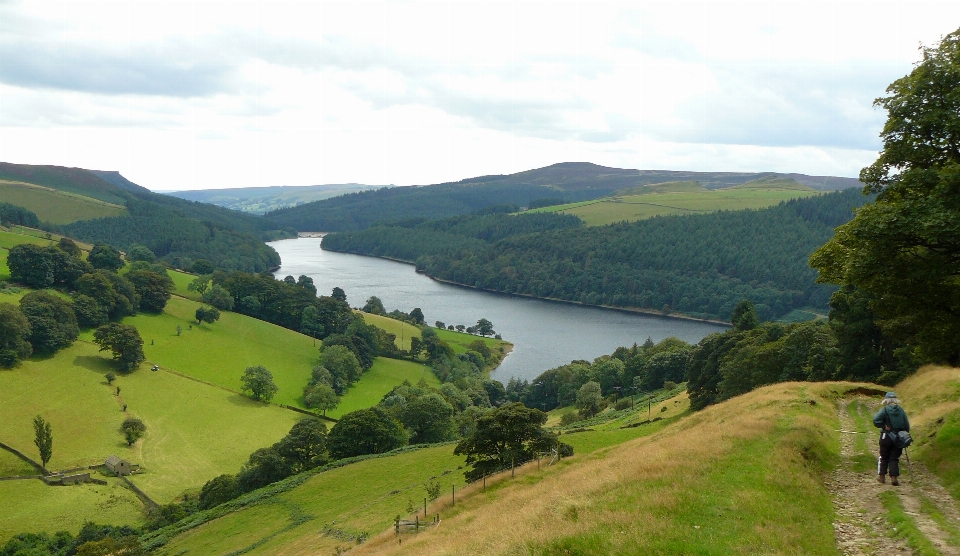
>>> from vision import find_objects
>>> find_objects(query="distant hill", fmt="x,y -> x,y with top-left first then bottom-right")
165,183 -> 385,214
0,162 -> 287,272
265,163 -> 862,232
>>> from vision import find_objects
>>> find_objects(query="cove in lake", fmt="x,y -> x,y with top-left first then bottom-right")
270,238 -> 727,383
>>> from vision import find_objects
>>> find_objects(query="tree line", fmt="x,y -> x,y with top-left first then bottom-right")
323,191 -> 869,321
1,240 -> 166,371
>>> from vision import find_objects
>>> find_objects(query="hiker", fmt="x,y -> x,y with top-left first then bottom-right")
873,391 -> 910,486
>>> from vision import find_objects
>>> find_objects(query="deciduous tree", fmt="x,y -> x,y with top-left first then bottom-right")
327,407 -> 407,459
454,402 -> 559,481
121,418 -> 146,446
0,303 -> 32,367
93,323 -> 145,372
810,29 -> 960,365
241,365 -> 278,402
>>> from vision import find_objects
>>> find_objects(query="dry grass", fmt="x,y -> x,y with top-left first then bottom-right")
350,383 -> 839,555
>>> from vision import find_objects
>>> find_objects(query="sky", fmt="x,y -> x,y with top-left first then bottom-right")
1,1 -> 959,191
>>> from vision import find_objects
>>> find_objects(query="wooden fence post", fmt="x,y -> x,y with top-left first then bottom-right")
452,484 -> 456,506
395,517 -> 399,535
415,515 -> 419,533
424,497 -> 427,517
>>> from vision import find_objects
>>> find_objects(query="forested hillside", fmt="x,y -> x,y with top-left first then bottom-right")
324,190 -> 869,321
0,162 -> 288,272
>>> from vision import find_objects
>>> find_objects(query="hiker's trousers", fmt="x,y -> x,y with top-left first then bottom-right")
878,432 -> 903,477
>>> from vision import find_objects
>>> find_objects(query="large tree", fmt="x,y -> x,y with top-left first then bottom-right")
19,291 -> 78,354
121,418 -> 146,446
0,303 -> 32,367
93,323 -> 145,372
454,402 -> 559,481
240,365 -> 278,402
87,243 -> 125,272
126,269 -> 173,313
811,29 -> 960,365
327,407 -> 407,459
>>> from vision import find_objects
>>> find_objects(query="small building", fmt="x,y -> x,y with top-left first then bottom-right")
105,455 -> 132,475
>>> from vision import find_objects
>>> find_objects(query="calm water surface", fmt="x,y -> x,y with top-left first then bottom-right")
270,238 -> 727,383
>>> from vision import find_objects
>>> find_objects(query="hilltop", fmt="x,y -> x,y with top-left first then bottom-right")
0,162 -> 287,272
263,163 -> 861,232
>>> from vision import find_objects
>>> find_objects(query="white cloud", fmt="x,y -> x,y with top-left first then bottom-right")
0,0 -> 958,190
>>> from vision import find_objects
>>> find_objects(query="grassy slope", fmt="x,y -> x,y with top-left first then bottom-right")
155,445 -> 467,556
0,180 -> 127,224
350,382 -> 842,556
327,358 -> 439,419
359,312 -> 422,351
0,478 -> 144,542
85,296 -> 320,409
0,340 -> 301,502
540,179 -> 818,226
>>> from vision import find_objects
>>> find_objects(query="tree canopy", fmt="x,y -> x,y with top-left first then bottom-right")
240,365 -> 278,402
327,407 -> 407,459
810,28 -> 960,365
454,402 -> 559,481
93,323 -> 145,372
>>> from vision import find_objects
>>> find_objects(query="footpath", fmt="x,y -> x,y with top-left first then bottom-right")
830,397 -> 960,555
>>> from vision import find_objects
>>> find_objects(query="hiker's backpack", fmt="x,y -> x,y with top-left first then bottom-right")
893,430 -> 913,449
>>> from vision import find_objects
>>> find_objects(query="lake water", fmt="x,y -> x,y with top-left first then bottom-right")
270,238 -> 727,383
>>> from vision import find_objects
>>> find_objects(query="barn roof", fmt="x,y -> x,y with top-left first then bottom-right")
105,455 -> 125,466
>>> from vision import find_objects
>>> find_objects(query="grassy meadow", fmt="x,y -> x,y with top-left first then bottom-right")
539,177 -> 819,226
360,312 -> 422,351
0,180 -> 127,224
153,445 -> 467,556
0,478 -> 144,542
0,339 -> 302,503
328,358 -> 438,418
85,296 -> 321,409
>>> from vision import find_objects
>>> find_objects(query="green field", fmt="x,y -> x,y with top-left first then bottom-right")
0,449 -> 36,477
0,180 -> 127,224
0,477 -> 144,542
328,358 -> 439,418
360,312 -> 422,351
540,178 -> 819,226
0,339 -> 302,504
83,296 -> 320,409
154,444 -> 467,556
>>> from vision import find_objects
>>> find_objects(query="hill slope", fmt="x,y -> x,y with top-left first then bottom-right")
0,162 -> 286,272
264,163 -> 862,232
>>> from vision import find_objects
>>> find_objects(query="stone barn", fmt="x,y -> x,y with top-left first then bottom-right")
104,455 -> 132,475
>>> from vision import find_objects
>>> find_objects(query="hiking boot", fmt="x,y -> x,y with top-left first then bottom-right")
877,474 -> 886,484
891,476 -> 900,486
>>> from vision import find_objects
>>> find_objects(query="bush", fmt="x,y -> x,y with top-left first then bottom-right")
614,398 -> 632,411
559,410 -> 579,426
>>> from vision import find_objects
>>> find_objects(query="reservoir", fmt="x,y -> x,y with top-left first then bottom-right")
270,238 -> 727,383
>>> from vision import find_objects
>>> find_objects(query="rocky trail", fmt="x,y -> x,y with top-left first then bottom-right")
829,397 -> 960,555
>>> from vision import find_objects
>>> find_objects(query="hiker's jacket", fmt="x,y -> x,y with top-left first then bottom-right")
873,404 -> 911,432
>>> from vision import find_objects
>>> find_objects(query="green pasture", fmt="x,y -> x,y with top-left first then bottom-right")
361,312 -> 422,351
434,328 -> 511,358
0,450 -> 36,477
156,445 -> 467,556
0,339 -> 301,503
0,180 -> 127,224
0,228 -> 56,250
328,358 -> 438,419
168,270 -> 201,301
84,296 -> 319,409
0,478 -> 144,543
541,180 -> 818,226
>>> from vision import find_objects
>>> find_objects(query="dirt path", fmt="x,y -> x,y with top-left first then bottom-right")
829,397 -> 960,555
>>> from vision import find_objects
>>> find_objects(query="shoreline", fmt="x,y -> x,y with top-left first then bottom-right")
321,246 -> 731,327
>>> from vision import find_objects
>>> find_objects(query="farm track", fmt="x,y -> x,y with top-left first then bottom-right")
830,397 -> 960,555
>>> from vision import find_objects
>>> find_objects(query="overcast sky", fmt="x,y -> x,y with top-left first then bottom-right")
1,1 -> 958,191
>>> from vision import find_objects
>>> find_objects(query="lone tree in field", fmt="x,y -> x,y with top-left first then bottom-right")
93,323 -> 145,372
195,306 -> 221,325
810,29 -> 960,366
33,415 -> 52,469
121,417 -> 146,446
454,402 -> 560,481
241,366 -> 278,402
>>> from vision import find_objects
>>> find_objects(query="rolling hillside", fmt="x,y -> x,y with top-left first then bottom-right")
542,177 -> 820,226
265,163 -> 862,233
0,162 -> 286,272
140,366 -> 960,555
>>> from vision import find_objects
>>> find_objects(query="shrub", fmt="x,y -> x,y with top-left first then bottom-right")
559,410 -> 579,426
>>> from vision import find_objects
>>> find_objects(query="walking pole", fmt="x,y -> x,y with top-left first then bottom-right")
905,447 -> 912,484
